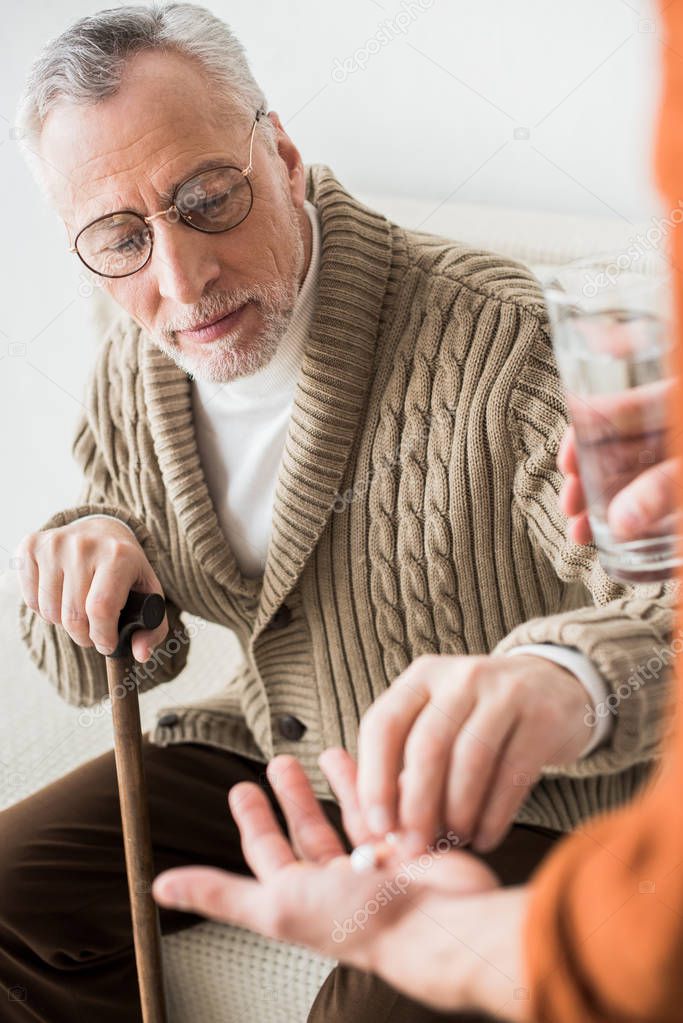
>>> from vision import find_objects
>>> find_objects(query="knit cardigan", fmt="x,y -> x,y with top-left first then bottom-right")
18,164 -> 676,832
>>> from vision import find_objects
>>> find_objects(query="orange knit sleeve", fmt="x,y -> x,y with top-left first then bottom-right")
524,4 -> 683,1020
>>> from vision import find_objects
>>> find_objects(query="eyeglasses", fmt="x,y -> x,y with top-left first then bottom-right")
68,110 -> 264,278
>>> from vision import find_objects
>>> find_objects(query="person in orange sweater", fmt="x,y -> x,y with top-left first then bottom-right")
153,4 -> 683,1019
518,2 -> 683,1014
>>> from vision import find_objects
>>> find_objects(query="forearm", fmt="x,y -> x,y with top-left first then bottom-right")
524,750 -> 683,1022
462,887 -> 531,1022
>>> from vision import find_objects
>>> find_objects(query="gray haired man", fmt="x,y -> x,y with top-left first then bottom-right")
5,4 -> 673,1022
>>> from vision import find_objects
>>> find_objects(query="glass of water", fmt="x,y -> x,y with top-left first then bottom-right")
544,255 -> 680,583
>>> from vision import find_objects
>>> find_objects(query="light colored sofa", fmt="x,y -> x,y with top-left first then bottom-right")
0,193 -> 654,1021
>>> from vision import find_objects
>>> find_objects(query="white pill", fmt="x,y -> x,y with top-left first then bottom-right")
350,843 -> 378,873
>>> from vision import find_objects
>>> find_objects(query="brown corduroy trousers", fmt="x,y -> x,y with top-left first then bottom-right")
0,733 -> 559,1021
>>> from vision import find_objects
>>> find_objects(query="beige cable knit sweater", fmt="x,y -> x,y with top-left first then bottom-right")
18,164 -> 676,832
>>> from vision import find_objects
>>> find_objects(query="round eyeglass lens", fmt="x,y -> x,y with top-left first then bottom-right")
176,166 -> 253,231
76,212 -> 152,277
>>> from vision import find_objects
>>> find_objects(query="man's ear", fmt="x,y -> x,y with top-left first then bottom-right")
266,110 -> 306,208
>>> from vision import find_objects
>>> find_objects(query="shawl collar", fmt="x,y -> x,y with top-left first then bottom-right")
140,164 -> 393,631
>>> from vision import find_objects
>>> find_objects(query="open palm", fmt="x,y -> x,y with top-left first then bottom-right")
153,750 -> 528,1019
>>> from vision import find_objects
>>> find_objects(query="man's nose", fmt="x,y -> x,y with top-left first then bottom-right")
150,218 -> 221,303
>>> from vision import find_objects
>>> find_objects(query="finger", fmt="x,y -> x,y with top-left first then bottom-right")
608,457 -> 679,542
357,668 -> 431,836
128,563 -> 169,664
130,614 -> 170,665
558,474 -> 595,544
14,541 -> 40,612
85,561 -> 166,660
153,866 -> 274,931
419,850 -> 500,894
60,571 -> 95,648
228,781 -> 297,879
557,426 -> 579,477
567,511 -> 594,545
649,511 -> 680,535
37,565 -> 64,625
398,690 -> 474,848
570,377 -> 671,438
469,723 -> 545,853
266,756 -> 345,863
444,699 -> 518,844
559,473 -> 586,518
319,748 -> 371,846
84,561 -> 140,655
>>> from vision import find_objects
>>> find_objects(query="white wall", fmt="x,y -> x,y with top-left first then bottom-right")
0,0 -> 663,566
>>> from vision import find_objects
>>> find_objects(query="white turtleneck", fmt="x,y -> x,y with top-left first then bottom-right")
189,200 -> 320,579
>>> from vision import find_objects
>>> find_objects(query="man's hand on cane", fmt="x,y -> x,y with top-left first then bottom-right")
14,516 -> 168,664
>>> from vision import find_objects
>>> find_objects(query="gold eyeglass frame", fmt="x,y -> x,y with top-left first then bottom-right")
68,109 -> 264,279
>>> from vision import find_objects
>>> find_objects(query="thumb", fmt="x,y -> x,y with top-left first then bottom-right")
608,457 -> 678,541
130,614 -> 170,664
420,850 -> 500,895
129,562 -> 169,664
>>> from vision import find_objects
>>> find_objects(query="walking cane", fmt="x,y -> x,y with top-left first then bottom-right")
105,588 -> 168,1023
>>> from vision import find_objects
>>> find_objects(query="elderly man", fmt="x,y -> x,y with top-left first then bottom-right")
5,3 -> 673,1021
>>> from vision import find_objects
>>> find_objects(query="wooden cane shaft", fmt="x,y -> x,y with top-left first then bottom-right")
106,657 -> 167,1023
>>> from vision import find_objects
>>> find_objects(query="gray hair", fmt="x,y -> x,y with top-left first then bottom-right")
15,2 -> 276,199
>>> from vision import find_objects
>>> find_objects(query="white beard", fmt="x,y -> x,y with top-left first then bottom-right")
152,205 -> 306,385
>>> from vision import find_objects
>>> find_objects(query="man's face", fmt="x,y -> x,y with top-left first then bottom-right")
39,49 -> 309,383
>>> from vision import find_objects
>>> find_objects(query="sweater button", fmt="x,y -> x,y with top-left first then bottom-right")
267,605 -> 292,630
277,715 -> 306,741
158,712 -> 179,727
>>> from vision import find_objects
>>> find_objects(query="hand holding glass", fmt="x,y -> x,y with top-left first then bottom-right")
545,258 -> 680,582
